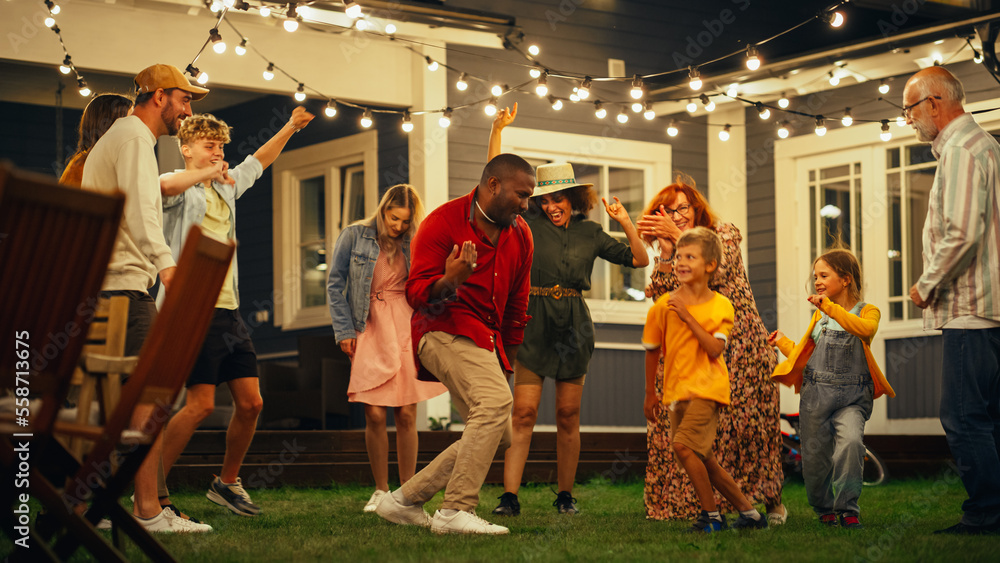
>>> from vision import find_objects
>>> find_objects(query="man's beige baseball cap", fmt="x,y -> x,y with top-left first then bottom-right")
134,64 -> 209,100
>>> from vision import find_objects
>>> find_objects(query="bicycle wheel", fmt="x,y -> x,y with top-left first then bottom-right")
862,447 -> 888,486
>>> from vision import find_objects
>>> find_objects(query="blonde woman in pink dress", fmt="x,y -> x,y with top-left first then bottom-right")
327,184 -> 447,512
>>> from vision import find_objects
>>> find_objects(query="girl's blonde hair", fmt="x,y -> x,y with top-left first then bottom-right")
362,184 -> 424,262
813,248 -> 863,302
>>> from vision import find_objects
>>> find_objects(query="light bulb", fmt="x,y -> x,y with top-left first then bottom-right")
630,75 -> 644,100
594,102 -> 606,119
932,52 -> 943,64
705,100 -> 715,112
210,1 -> 222,13
529,64 -> 542,79
841,108 -> 853,127
667,120 -> 679,137
235,39 -> 247,56
569,93 -> 580,102
59,56 -> 71,75
688,67 -> 702,90
726,83 -> 739,98
815,117 -> 827,137
426,57 -> 438,71
355,19 -> 368,31
896,116 -> 906,127
484,97 -> 498,116
456,72 -> 468,91
686,100 -> 698,113
210,28 -> 225,53
294,84 -> 306,102
549,96 -> 563,111
974,50 -> 984,64
827,11 -> 845,28
828,72 -> 840,86
401,111 -> 413,133
880,120 -> 892,142
45,16 -> 55,28
360,109 -> 373,128
578,77 -> 591,100
345,2 -> 362,19
77,78 -> 91,97
213,40 -> 226,54
325,100 -> 338,118
45,1 -> 60,15
439,109 -> 452,128
757,103 -> 770,120
263,63 -> 275,81
878,80 -> 889,95
631,102 -> 643,113
491,84 -> 503,97
777,122 -> 790,139
259,5 -> 271,17
535,74 -> 548,97
643,102 -> 655,120
528,44 -> 540,56
384,23 -> 397,35
197,71 -> 209,85
719,124 -> 731,142
617,107 -> 629,124
284,17 -> 299,32
778,93 -> 790,109
745,46 -> 761,71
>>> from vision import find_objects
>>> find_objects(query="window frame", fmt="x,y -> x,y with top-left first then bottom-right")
272,131 -> 379,330
496,127 -> 671,325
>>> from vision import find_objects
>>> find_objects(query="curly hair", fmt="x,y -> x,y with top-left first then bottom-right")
529,185 -> 597,216
641,175 -> 718,246
176,113 -> 232,146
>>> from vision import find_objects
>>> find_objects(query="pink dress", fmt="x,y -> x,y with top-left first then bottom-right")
348,251 -> 447,406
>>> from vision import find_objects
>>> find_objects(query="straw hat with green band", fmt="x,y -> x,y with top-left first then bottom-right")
533,162 -> 593,197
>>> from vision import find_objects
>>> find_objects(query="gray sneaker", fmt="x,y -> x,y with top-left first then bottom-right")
207,476 -> 260,517
374,490 -> 432,527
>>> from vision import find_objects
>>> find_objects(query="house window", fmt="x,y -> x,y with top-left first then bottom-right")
272,131 -> 378,330
496,127 -> 671,324
885,144 -> 935,321
807,162 -> 863,263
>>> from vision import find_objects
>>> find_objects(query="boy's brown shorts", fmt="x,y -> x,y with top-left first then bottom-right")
668,398 -> 719,459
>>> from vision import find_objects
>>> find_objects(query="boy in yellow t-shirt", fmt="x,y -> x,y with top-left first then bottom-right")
642,227 -> 766,533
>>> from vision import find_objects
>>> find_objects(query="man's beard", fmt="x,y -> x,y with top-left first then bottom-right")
161,105 -> 181,136
913,118 -> 939,143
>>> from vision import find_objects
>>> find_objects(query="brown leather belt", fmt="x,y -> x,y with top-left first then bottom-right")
529,285 -> 581,300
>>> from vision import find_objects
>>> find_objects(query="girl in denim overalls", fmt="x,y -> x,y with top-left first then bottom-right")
767,249 -> 895,529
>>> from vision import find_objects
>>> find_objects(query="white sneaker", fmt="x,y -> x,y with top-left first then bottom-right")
374,490 -> 431,527
431,510 -> 509,535
136,507 -> 213,533
96,518 -> 112,530
364,489 -> 388,513
767,504 -> 788,526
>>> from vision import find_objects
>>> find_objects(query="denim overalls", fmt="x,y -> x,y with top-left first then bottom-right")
799,302 -> 874,518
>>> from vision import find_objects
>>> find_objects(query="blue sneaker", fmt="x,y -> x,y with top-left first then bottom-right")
688,511 -> 728,533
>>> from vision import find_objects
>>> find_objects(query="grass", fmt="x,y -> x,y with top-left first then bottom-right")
4,475 -> 997,562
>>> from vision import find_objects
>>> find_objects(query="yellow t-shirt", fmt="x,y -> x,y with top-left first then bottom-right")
202,184 -> 237,309
642,291 -> 734,406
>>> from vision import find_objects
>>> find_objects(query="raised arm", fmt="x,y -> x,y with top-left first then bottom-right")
487,102 -> 517,162
602,196 -> 649,267
160,161 -> 230,196
253,106 -> 315,170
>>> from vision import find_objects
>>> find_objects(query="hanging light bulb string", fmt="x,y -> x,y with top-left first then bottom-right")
40,1 -> 90,92
186,6 -> 230,71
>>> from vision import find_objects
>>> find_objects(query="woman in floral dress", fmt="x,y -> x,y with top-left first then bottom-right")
637,178 -> 784,523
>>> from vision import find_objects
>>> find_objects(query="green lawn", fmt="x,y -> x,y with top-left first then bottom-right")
4,475 -> 997,562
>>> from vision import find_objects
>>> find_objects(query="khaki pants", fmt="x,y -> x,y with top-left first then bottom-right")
400,332 -> 513,511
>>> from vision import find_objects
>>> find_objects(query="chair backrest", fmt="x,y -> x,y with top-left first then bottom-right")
0,162 -> 124,436
73,225 -> 235,486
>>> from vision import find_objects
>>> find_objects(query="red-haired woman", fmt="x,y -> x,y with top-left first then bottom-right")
637,178 -> 784,524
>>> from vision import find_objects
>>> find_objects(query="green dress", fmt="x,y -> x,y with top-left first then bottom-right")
517,213 -> 636,380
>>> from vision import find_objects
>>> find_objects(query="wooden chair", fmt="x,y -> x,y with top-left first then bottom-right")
64,295 -> 130,460
0,162 -> 125,561
44,225 -> 235,563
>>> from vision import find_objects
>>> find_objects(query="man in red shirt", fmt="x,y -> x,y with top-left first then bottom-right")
375,154 -> 535,535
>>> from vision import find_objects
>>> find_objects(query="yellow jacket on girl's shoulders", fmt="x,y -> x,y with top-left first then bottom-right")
771,297 -> 895,399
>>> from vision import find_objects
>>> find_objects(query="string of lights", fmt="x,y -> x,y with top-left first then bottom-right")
41,1 -> 92,97
43,0 -> 997,142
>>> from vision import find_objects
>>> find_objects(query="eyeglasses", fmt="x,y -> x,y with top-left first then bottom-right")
901,96 -> 941,119
661,203 -> 691,217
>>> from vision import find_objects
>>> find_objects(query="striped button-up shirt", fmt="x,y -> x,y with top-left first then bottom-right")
916,113 -> 1000,329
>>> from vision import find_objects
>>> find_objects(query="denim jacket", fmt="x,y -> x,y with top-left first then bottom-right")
327,223 -> 411,343
160,155 -> 263,308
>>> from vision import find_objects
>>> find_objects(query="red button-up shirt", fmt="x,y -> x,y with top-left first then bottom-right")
406,188 -> 533,380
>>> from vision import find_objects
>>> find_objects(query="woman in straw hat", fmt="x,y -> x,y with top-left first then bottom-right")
487,104 -> 649,516
636,178 -> 784,524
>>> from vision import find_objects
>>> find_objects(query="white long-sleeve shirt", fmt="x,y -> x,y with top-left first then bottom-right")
82,115 -> 175,291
